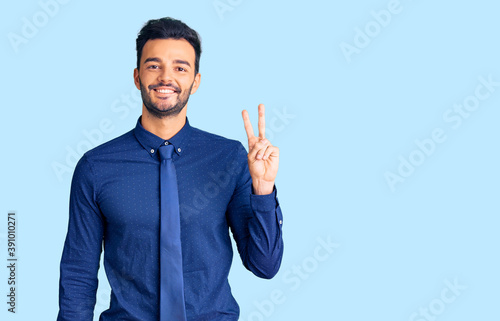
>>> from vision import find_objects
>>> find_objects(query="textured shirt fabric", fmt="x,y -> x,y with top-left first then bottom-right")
57,116 -> 284,321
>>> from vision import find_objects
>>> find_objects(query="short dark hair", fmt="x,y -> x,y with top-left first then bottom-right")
136,17 -> 202,74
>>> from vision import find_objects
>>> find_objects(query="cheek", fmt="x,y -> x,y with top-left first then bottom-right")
139,72 -> 155,85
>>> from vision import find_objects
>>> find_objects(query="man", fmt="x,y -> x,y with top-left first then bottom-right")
57,17 -> 284,320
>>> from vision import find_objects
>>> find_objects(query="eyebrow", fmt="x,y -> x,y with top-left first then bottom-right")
173,59 -> 191,68
143,57 -> 162,64
143,57 -> 191,68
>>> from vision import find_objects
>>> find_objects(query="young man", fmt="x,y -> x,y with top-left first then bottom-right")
57,17 -> 284,320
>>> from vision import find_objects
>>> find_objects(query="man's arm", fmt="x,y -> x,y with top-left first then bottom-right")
226,144 -> 284,279
227,103 -> 283,278
57,155 -> 104,321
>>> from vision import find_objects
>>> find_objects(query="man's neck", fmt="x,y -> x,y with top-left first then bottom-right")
141,106 -> 187,140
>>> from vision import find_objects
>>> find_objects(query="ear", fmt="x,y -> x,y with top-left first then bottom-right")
190,73 -> 201,95
133,68 -> 141,90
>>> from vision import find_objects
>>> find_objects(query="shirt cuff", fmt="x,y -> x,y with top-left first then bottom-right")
250,185 -> 279,212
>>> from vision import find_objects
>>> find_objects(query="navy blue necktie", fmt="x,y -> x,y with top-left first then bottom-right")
158,143 -> 187,321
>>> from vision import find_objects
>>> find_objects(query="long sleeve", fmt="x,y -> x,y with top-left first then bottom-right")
57,155 -> 104,321
226,143 -> 284,279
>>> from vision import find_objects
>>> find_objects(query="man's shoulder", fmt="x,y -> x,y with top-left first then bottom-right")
189,125 -> 245,151
82,129 -> 136,160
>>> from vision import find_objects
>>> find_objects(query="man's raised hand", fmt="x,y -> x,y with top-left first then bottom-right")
242,104 -> 279,195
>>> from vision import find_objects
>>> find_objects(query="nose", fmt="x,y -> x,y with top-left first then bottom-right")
158,67 -> 173,83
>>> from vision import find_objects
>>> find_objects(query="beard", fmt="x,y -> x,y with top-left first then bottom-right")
139,77 -> 194,119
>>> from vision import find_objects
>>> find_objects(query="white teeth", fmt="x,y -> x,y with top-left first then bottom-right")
156,89 -> 175,94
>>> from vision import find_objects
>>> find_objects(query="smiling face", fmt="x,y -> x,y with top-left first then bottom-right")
134,38 -> 201,119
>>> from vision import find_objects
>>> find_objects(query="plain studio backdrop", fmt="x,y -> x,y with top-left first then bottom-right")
1,0 -> 499,320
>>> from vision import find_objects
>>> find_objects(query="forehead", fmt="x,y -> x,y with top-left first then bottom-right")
141,38 -> 195,63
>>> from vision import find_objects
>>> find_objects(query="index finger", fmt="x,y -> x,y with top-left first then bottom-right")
242,109 -> 255,140
258,104 -> 265,139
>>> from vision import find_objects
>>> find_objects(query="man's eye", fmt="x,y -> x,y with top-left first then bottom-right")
148,65 -> 159,69
177,67 -> 186,72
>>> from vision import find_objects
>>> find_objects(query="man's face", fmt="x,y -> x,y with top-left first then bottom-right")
134,38 -> 200,119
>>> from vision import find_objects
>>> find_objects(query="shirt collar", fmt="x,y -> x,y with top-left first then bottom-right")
133,115 -> 192,159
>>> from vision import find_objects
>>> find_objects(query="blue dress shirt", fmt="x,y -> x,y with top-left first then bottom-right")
57,116 -> 284,321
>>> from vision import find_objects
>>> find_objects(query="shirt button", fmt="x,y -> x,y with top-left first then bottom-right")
279,220 -> 283,225
178,148 -> 181,152
150,149 -> 154,153
164,142 -> 169,145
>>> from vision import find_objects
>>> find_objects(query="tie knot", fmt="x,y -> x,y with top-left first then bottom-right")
159,144 -> 174,161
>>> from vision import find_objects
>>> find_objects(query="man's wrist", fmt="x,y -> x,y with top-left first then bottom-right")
252,180 -> 275,195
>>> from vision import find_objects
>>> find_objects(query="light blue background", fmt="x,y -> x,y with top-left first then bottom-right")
1,0 -> 499,320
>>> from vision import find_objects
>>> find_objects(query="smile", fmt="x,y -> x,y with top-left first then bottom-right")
155,88 -> 176,94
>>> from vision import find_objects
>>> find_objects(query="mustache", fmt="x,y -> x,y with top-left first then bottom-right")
148,83 -> 181,92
